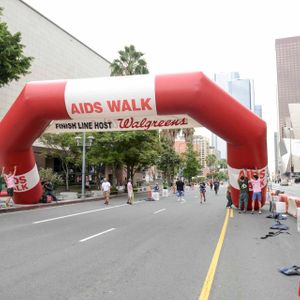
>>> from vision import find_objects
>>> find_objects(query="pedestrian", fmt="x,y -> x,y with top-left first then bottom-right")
85,175 -> 90,191
209,180 -> 213,190
152,183 -> 160,200
172,181 -> 176,194
1,166 -> 17,208
226,185 -> 233,208
249,170 -> 263,214
43,180 -> 58,202
101,178 -> 111,205
200,181 -> 206,203
238,170 -> 249,213
0,171 -> 4,194
213,180 -> 220,195
127,179 -> 134,205
146,183 -> 152,200
176,177 -> 185,202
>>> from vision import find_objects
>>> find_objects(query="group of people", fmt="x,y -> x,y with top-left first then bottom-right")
100,178 -> 134,205
226,169 -> 264,214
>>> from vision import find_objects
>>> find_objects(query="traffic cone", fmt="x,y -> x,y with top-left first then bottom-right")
298,281 -> 300,297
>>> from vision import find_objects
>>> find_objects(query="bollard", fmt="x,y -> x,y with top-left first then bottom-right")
297,208 -> 300,233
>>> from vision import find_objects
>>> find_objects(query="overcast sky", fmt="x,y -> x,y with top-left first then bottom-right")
22,0 -> 300,172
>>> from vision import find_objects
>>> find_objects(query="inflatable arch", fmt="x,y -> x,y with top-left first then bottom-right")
0,72 -> 267,207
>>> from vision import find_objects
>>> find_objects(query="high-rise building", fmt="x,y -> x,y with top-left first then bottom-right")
275,36 -> 300,139
212,72 -> 259,159
213,72 -> 240,90
174,135 -> 209,168
228,78 -> 255,110
254,105 -> 262,118
194,135 -> 210,168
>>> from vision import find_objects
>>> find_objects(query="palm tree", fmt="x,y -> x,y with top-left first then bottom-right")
110,45 -> 149,76
160,129 -> 181,148
182,128 -> 195,145
206,154 -> 217,173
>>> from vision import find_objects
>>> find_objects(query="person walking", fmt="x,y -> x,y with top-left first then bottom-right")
213,180 -> 220,195
146,183 -> 152,200
199,181 -> 206,203
0,171 -> 4,195
238,170 -> 249,213
1,166 -> 17,207
152,183 -> 160,201
226,185 -> 233,208
249,171 -> 263,214
127,179 -> 134,205
101,178 -> 111,205
176,177 -> 185,202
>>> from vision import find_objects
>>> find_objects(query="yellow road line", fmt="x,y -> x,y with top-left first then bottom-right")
198,208 -> 230,300
230,208 -> 234,218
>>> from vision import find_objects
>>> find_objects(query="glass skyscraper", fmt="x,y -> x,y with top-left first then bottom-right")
212,72 -> 258,159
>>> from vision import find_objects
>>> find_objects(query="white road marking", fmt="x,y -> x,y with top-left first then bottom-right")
79,228 -> 116,242
33,204 -> 127,224
154,208 -> 166,214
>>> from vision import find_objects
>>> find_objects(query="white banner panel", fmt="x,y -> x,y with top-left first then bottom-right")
228,165 -> 267,190
45,115 -> 202,133
14,164 -> 40,193
65,75 -> 156,120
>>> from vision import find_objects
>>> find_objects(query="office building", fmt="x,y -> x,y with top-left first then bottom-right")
0,0 -> 110,120
275,36 -> 300,139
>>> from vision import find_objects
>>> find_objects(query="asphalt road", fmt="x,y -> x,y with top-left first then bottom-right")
0,187 -> 299,300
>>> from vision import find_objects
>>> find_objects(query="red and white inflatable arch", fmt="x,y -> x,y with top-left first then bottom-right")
0,72 -> 267,206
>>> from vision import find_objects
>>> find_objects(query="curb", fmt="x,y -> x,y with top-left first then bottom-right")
0,192 -> 147,214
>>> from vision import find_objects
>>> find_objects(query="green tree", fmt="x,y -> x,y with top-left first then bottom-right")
157,141 -> 181,185
182,144 -> 201,182
0,8 -> 33,87
182,128 -> 195,144
39,168 -> 64,188
107,45 -> 157,184
40,133 -> 81,190
206,154 -> 217,169
89,131 -> 160,184
110,45 -> 149,76
160,129 -> 181,148
218,159 -> 227,169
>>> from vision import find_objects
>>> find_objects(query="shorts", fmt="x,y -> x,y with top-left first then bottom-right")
7,188 -> 14,197
177,190 -> 184,197
103,191 -> 110,197
252,192 -> 262,202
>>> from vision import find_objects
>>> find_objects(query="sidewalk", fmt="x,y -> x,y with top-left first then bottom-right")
0,192 -> 147,214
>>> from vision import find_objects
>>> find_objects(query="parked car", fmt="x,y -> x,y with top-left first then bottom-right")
294,177 -> 300,183
280,179 -> 289,186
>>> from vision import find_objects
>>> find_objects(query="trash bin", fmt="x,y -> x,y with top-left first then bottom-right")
152,192 -> 160,201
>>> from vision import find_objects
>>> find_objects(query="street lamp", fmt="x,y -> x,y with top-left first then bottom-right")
287,127 -> 294,176
75,132 -> 95,198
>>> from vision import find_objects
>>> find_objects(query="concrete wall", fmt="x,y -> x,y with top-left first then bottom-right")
0,0 -> 110,119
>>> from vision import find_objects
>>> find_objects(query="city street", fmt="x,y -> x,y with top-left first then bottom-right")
0,187 -> 299,300
272,182 -> 300,197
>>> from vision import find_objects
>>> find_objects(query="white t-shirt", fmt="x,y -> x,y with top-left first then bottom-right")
102,181 -> 111,192
127,182 -> 133,193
